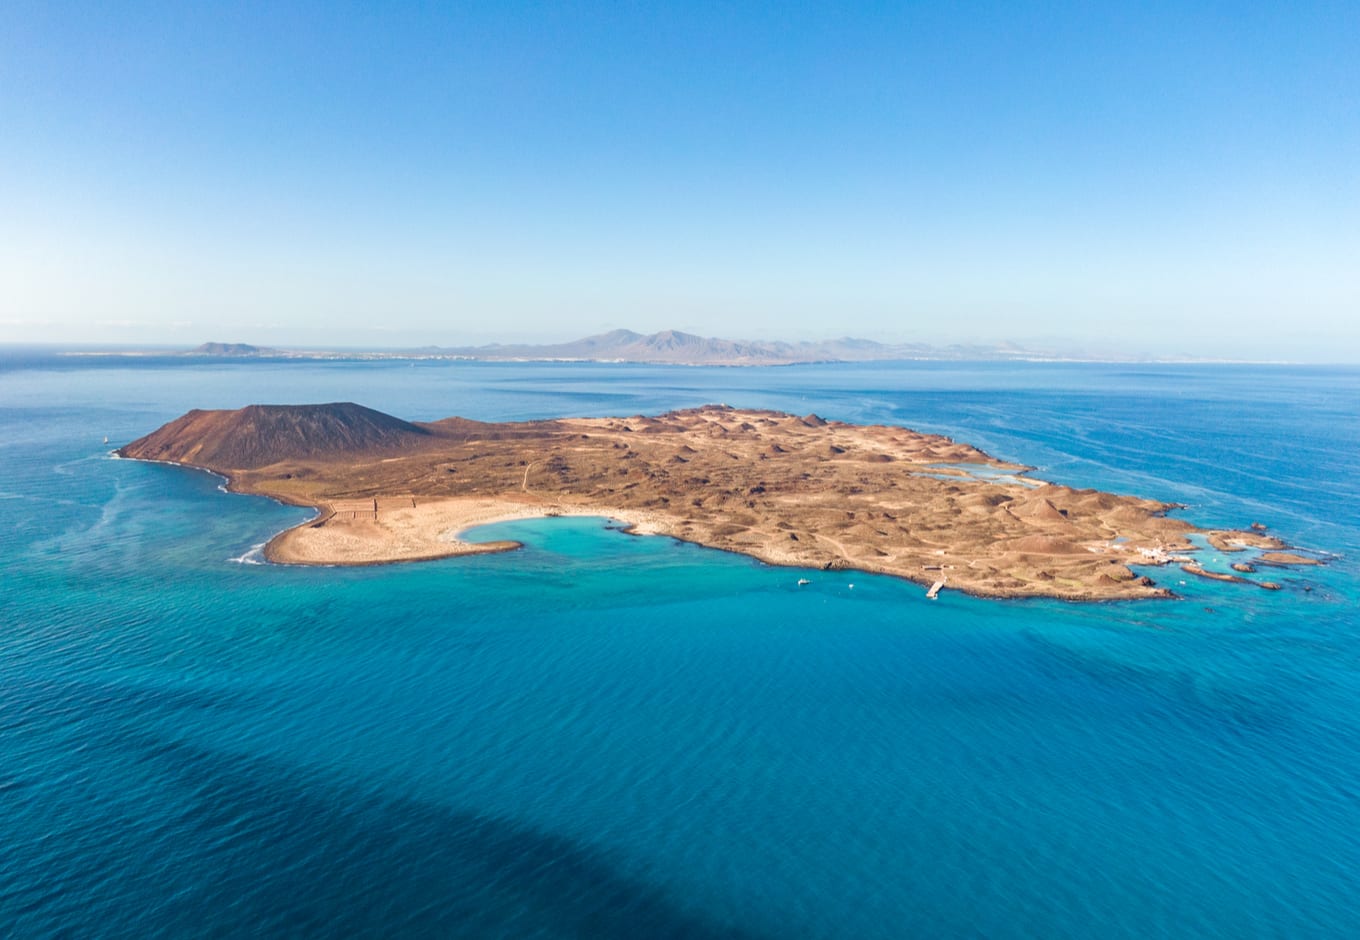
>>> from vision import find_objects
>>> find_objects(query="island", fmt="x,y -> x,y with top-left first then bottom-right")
118,402 -> 1313,601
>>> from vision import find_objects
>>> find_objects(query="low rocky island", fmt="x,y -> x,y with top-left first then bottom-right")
119,402 -> 1315,601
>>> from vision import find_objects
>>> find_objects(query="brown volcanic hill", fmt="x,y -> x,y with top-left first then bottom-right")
118,402 -> 432,470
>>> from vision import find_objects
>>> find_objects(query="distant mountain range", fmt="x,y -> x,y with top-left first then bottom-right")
188,342 -> 284,357
430,329 -> 934,365
182,330 -> 1115,365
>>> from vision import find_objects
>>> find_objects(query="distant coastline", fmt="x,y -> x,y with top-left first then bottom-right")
47,330 -> 1269,367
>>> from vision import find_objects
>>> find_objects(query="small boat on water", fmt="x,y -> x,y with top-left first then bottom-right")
797,578 -> 811,586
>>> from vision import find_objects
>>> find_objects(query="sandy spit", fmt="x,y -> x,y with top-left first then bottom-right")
264,496 -> 671,566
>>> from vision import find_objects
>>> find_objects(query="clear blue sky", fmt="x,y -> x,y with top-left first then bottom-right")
2,1 -> 1356,359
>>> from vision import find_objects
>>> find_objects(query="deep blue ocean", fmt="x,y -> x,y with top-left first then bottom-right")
2,351 -> 1358,938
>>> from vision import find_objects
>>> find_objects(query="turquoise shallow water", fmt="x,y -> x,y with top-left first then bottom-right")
2,353 -> 1358,937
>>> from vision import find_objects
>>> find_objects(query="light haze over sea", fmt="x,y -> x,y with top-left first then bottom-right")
3,351 -> 1358,937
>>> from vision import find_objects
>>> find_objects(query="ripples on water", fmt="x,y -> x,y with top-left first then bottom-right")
1,354 -> 1358,937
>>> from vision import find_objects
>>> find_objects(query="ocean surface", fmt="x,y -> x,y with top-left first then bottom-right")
2,351 -> 1358,938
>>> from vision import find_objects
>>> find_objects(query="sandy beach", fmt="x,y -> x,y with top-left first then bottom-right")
266,495 -> 671,566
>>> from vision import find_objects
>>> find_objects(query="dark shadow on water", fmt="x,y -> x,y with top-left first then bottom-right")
131,739 -> 764,939
1020,629 -> 1295,738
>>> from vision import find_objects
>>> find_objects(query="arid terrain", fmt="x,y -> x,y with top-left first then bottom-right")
120,402 -> 1309,600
